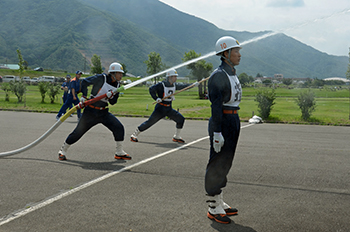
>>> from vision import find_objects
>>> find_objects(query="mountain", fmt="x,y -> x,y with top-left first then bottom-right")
0,0 -> 183,74
0,0 -> 348,78
79,0 -> 348,79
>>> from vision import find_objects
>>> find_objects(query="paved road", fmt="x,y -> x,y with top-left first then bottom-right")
0,111 -> 349,232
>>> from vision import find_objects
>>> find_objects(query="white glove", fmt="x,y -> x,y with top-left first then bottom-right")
213,132 -> 224,153
106,90 -> 113,99
193,81 -> 199,87
156,98 -> 162,103
80,96 -> 87,103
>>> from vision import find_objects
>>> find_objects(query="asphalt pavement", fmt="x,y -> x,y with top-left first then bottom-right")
0,111 -> 349,232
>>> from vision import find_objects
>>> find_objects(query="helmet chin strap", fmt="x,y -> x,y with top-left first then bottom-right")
167,76 -> 176,85
110,72 -> 117,82
222,49 -> 235,68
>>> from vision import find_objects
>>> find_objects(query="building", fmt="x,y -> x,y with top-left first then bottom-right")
0,64 -> 20,70
274,74 -> 283,79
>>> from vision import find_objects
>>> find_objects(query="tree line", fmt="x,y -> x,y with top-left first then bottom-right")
3,47 -> 350,122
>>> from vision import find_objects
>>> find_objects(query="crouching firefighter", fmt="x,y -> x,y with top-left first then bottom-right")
130,68 -> 198,143
58,62 -> 131,161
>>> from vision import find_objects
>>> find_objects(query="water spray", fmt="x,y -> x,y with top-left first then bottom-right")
1,8 -> 349,158
121,51 -> 216,90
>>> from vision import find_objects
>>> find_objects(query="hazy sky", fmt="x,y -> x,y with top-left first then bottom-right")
159,0 -> 350,57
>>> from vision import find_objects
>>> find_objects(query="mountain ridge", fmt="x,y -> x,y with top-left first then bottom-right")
0,0 -> 347,78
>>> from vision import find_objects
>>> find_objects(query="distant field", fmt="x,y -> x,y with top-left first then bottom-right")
0,83 -> 350,126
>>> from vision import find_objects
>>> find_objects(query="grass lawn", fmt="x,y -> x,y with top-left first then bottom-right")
1,83 -> 350,126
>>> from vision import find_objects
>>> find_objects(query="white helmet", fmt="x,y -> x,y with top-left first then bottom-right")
215,36 -> 241,55
166,68 -> 178,77
108,62 -> 124,73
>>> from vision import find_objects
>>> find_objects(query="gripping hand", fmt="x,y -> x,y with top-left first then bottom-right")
78,96 -> 87,109
213,132 -> 224,153
193,81 -> 199,87
80,96 -> 87,103
106,90 -> 114,99
156,98 -> 162,103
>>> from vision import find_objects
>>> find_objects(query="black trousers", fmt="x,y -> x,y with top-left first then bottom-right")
138,103 -> 185,132
65,107 -> 125,145
205,113 -> 241,196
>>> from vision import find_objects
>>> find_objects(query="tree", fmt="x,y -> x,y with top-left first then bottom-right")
312,78 -> 325,87
9,80 -> 27,103
182,50 -> 213,99
255,89 -> 276,120
238,73 -> 253,87
90,54 -> 103,74
17,49 -> 25,78
302,78 -> 313,88
282,78 -> 293,86
48,83 -> 61,103
38,82 -> 50,103
23,60 -> 28,70
1,83 -> 11,101
120,63 -> 128,77
295,89 -> 316,121
262,79 -> 272,86
144,52 -> 165,84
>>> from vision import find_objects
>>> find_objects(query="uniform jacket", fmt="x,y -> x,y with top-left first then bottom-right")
69,77 -> 81,97
61,81 -> 70,97
149,80 -> 192,106
81,73 -> 119,108
208,61 -> 240,132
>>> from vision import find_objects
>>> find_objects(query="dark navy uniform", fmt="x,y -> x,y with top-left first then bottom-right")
205,61 -> 242,196
57,76 -> 82,119
61,81 -> 70,104
137,80 -> 191,132
65,73 -> 124,145
58,63 -> 130,161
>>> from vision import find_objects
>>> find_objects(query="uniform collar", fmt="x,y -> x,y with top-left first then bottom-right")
221,61 -> 236,75
164,80 -> 175,86
106,73 -> 114,83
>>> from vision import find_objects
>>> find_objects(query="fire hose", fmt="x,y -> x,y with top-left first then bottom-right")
0,74 -> 154,158
0,55 -> 214,158
0,88 -> 122,158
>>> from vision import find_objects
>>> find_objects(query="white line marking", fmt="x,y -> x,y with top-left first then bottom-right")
0,123 -> 254,226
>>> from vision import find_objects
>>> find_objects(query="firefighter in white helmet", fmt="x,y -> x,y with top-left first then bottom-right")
205,36 -> 242,224
130,68 -> 198,143
58,62 -> 131,161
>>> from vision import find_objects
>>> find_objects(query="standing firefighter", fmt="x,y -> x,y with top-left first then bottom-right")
205,36 -> 242,224
61,74 -> 71,104
56,71 -> 82,121
58,62 -> 131,161
130,68 -> 198,143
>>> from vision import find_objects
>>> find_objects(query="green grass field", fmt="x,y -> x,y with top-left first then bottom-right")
1,83 -> 350,125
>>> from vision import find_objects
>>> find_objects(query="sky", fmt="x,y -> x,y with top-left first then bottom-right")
159,0 -> 350,57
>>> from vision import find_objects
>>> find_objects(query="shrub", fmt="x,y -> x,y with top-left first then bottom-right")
9,80 -> 27,103
295,89 -> 316,120
38,82 -> 50,103
255,89 -> 276,119
1,82 -> 11,101
48,83 -> 61,103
